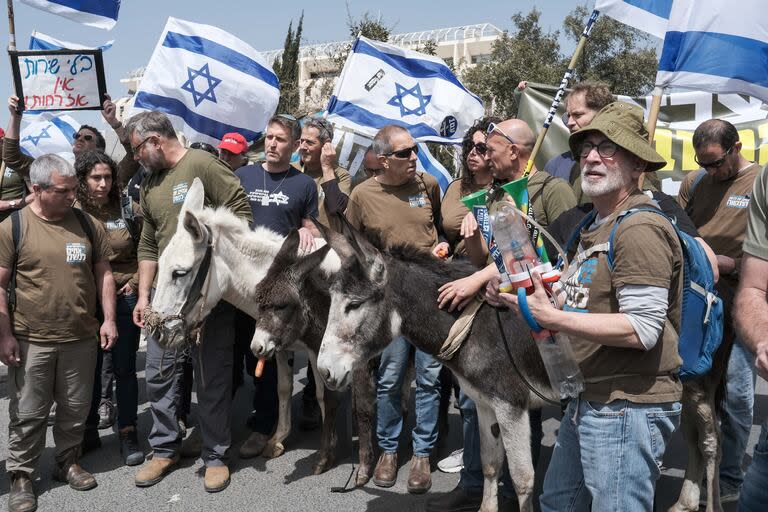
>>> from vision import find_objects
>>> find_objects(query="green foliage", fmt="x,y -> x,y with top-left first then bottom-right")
419,39 -> 438,56
274,12 -> 304,115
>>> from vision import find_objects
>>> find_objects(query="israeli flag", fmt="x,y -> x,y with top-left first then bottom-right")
656,0 -> 768,103
131,17 -> 279,146
29,31 -> 113,51
416,143 -> 452,196
595,0 -> 672,39
18,113 -> 80,161
20,1 -> 120,30
327,36 -> 484,144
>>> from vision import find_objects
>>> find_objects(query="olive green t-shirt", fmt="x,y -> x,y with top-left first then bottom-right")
527,170 -> 577,227
302,164 -> 352,233
138,148 -> 253,262
0,161 -> 28,202
85,202 -> 139,289
346,172 -> 441,253
0,207 -> 113,342
678,164 -> 758,286
441,179 -> 487,257
744,163 -> 768,260
561,192 -> 684,403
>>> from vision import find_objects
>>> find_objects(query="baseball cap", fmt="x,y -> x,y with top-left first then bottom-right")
218,132 -> 248,155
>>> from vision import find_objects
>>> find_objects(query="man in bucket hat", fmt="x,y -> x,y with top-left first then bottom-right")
488,101 -> 686,510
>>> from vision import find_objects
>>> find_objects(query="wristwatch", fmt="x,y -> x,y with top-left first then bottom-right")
9,200 -> 18,209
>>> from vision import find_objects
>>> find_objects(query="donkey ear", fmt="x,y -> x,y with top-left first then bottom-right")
183,178 -> 205,213
183,210 -> 205,242
308,215 -> 332,242
369,252 -> 387,286
275,229 -> 301,265
292,244 -> 332,280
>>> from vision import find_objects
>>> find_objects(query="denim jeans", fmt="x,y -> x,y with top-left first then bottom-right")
739,419 -> 768,512
720,337 -> 757,491
457,390 -> 543,498
377,336 -> 442,457
540,397 -> 681,512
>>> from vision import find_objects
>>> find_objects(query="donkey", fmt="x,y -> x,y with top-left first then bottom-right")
146,178 -> 373,476
316,227 -> 554,512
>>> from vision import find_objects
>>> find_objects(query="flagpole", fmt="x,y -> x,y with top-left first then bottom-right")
7,0 -> 16,50
646,86 -> 664,143
523,9 -> 600,177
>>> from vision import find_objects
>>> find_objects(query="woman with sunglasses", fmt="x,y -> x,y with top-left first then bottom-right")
75,150 -> 145,467
440,117 -> 500,266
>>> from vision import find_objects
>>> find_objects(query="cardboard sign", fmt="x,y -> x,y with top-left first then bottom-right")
9,49 -> 107,112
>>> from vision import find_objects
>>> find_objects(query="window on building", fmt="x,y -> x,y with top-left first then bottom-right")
471,54 -> 491,64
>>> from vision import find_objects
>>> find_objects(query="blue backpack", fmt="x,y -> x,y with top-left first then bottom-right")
606,207 -> 724,381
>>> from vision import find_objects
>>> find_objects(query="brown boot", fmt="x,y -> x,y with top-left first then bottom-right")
372,452 -> 398,488
204,465 -> 230,493
407,455 -> 432,494
238,432 -> 270,459
8,471 -> 37,512
53,459 -> 97,491
134,454 -> 180,487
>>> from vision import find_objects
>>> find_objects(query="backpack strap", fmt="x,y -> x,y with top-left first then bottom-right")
72,207 -> 96,264
7,209 -> 23,315
683,169 -> 707,215
557,209 -> 597,269
606,206 -> 670,270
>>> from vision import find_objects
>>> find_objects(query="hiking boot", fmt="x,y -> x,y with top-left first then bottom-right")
134,454 -> 180,487
204,465 -> 230,493
299,398 -> 322,431
437,449 -> 464,473
180,427 -> 202,458
407,455 -> 432,494
372,453 -> 398,488
119,427 -> 145,466
81,428 -> 101,454
8,471 -> 36,512
239,432 -> 270,459
97,400 -> 115,430
425,485 -> 482,512
53,460 -> 97,491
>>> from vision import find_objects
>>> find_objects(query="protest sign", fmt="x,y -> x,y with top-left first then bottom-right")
8,49 -> 107,113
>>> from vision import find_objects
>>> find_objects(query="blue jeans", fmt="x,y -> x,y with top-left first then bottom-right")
739,419 -> 768,511
457,390 -> 543,498
720,338 -> 757,491
376,336 -> 442,457
540,398 -> 681,512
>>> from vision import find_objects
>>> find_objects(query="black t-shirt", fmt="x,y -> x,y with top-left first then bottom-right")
235,163 -> 319,236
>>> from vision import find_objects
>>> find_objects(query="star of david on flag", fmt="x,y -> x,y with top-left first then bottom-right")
22,126 -> 52,146
18,113 -> 80,161
131,17 -> 280,146
327,36 -> 484,143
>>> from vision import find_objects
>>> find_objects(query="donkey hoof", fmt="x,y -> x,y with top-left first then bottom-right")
313,453 -> 335,475
262,442 -> 285,459
355,466 -> 371,487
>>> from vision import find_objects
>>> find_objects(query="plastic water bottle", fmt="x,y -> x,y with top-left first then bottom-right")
533,330 -> 585,400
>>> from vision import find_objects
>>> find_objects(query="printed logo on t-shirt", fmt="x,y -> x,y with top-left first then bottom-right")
318,187 -> 325,202
408,194 -> 427,208
247,189 -> 289,207
726,194 -> 750,209
172,182 -> 189,204
66,242 -> 87,264
106,218 -> 127,231
3,167 -> 14,178
563,257 -> 598,313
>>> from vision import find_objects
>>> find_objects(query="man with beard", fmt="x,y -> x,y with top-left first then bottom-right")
489,102 -> 685,510
127,111 -> 252,493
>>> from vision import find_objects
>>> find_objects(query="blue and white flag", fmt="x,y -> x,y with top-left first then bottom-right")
595,0 -> 672,39
20,1 -> 120,30
656,0 -> 768,103
29,31 -> 113,51
131,17 -> 279,146
18,113 -> 80,161
327,36 -> 484,144
416,143 -> 452,196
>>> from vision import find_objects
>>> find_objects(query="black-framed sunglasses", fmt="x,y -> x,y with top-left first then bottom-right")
73,132 -> 94,142
470,142 -> 487,155
386,145 -> 419,159
132,135 -> 155,153
486,122 -> 515,145
578,140 -> 619,159
694,145 -> 734,169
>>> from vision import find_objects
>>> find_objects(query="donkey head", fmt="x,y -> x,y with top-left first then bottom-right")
317,221 -> 392,390
250,229 -> 331,358
149,178 -> 226,349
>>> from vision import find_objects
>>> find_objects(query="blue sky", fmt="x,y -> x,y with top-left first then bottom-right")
0,0 -> 588,125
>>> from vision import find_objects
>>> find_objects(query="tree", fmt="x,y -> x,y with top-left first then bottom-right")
563,5 -> 657,96
461,9 -> 565,118
273,12 -> 304,115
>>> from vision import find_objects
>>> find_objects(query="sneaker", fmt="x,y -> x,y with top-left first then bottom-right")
425,486 -> 482,512
97,400 -> 115,430
437,449 -> 464,473
119,427 -> 145,466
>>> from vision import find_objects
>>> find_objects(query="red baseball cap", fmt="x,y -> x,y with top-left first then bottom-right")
218,132 -> 248,155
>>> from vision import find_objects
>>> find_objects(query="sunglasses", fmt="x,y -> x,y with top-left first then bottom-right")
131,135 -> 155,153
470,142 -> 487,155
578,140 -> 619,159
385,145 -> 419,159
694,145 -> 734,169
74,133 -> 94,142
486,122 -> 516,145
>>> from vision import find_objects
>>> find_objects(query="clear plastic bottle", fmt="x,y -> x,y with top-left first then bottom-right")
533,330 -> 585,400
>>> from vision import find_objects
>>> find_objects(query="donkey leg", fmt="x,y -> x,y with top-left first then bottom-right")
475,401 -> 505,512
494,402 -> 535,512
309,352 -> 338,475
352,359 -> 377,486
264,350 -> 293,459
670,394 -> 705,512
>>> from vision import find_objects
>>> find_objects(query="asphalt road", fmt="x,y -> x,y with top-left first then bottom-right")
1,351 -> 765,512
